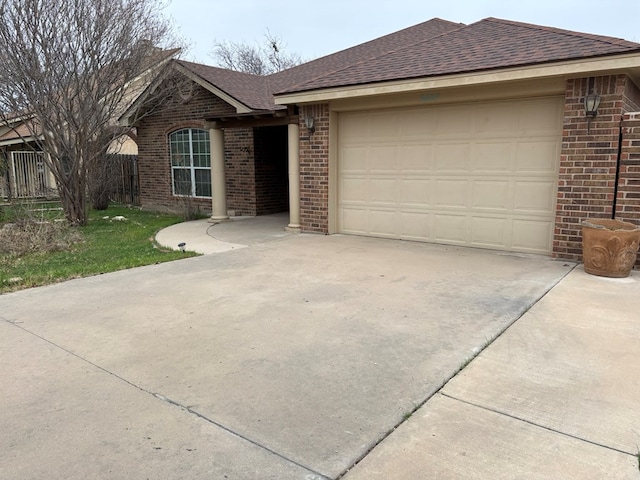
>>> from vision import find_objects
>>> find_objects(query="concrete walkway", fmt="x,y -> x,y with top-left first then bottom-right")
343,268 -> 640,479
1,216 -> 639,479
155,212 -> 292,254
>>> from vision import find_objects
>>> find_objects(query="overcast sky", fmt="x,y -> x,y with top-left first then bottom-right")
163,0 -> 640,65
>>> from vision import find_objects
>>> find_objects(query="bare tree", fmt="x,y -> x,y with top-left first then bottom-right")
211,31 -> 304,75
0,0 -> 179,225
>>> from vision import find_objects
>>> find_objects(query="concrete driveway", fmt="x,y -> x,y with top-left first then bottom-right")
0,227 -> 583,478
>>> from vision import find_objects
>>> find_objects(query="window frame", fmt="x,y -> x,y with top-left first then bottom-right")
169,128 -> 211,198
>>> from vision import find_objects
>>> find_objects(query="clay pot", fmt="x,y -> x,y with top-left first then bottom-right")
582,219 -> 640,278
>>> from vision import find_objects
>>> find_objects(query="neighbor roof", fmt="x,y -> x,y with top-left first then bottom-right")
275,17 -> 640,95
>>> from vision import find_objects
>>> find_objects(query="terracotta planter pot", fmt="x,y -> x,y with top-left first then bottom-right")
582,219 -> 640,278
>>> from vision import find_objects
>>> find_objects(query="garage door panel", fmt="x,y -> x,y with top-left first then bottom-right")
434,215 -> 468,243
399,109 -> 437,137
338,97 -> 562,254
399,211 -> 431,239
340,112 -> 369,140
435,179 -> 469,208
400,145 -> 433,172
476,104 -> 518,135
340,177 -> 368,203
370,112 -> 400,138
341,207 -> 368,233
369,209 -> 398,236
436,143 -> 471,171
516,140 -> 559,173
369,178 -> 397,203
471,217 -> 509,247
370,145 -> 398,172
400,178 -> 432,205
473,142 -> 513,172
511,219 -> 553,252
437,105 -> 472,135
518,99 -> 563,133
513,181 -> 556,213
472,180 -> 509,210
341,147 -> 368,172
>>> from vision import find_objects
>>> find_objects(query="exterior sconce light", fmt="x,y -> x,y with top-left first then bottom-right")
305,116 -> 315,135
584,78 -> 601,134
584,92 -> 601,119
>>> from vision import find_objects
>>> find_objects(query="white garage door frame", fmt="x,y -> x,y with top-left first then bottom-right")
335,95 -> 564,254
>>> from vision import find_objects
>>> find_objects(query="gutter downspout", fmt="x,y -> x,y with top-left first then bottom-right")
612,118 -> 623,220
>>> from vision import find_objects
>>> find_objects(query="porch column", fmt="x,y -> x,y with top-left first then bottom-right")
286,122 -> 301,231
209,126 -> 228,222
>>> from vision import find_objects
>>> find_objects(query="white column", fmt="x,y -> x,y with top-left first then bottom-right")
209,127 -> 228,222
286,122 -> 301,231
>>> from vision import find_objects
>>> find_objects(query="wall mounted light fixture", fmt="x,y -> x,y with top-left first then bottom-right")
584,78 -> 601,133
305,116 -> 316,135
584,92 -> 601,119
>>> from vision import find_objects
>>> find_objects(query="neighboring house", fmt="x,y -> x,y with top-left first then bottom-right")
122,17 -> 640,264
0,115 -> 57,199
0,47 -> 178,201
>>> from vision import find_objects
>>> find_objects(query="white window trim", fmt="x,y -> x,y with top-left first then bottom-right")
170,128 -> 211,198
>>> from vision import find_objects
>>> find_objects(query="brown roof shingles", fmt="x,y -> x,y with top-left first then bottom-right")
267,18 -> 463,95
175,17 -> 640,108
276,17 -> 640,94
176,60 -> 278,111
175,18 -> 462,111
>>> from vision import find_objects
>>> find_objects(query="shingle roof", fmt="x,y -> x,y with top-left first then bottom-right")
267,18 -> 463,94
175,18 -> 461,111
175,17 -> 640,109
176,60 -> 277,111
276,18 -> 640,94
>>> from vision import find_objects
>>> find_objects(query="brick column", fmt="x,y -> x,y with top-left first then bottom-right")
553,75 -> 626,261
619,112 -> 640,267
299,104 -> 330,233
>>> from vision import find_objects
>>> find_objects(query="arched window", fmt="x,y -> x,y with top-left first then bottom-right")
169,128 -> 211,197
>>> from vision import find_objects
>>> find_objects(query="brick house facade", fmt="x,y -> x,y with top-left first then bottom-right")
126,18 -> 640,266
294,74 -> 640,266
555,75 -> 640,265
136,82 -> 288,217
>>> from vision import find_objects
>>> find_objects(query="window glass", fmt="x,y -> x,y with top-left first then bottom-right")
169,128 -> 212,197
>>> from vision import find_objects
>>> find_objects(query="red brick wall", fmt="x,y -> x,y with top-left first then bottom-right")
299,104 -> 330,233
136,81 -> 257,216
553,75 -> 630,261
224,127 -> 256,216
619,112 -> 640,267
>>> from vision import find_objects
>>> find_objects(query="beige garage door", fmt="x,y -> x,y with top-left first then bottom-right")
338,97 -> 563,254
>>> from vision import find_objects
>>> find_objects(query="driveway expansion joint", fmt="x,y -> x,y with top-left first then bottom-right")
440,392 -> 637,458
151,393 -> 331,480
2,318 -> 330,480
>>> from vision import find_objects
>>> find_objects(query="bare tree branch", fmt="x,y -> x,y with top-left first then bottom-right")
0,0 -> 180,224
210,32 -> 304,75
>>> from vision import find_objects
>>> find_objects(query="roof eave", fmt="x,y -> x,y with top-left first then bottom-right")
274,52 -> 640,105
0,135 -> 40,147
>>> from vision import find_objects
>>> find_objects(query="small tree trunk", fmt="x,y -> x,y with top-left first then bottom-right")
57,172 -> 88,226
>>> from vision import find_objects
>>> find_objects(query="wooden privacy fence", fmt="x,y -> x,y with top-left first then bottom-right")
1,152 -> 139,205
108,154 -> 139,206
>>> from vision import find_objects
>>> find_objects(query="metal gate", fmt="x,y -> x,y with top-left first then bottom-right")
10,151 -> 57,198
